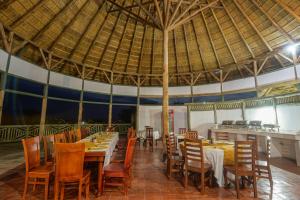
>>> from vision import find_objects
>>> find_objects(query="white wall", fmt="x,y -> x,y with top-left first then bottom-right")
138,105 -> 187,134
277,104 -> 300,131
0,49 -> 8,71
190,111 -> 215,138
216,109 -> 243,124
245,106 -> 276,125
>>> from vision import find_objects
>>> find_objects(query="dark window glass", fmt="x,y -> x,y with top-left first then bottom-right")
112,105 -> 136,124
83,92 -> 110,103
169,97 -> 192,105
140,97 -> 162,105
83,103 -> 109,123
224,91 -> 257,101
48,86 -> 80,100
6,75 -> 44,95
2,92 -> 42,125
193,95 -> 221,103
46,99 -> 78,124
113,95 -> 137,104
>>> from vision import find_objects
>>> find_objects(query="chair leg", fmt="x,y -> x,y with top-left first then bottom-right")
124,178 -> 128,195
85,178 -> 90,200
184,170 -> 188,188
235,175 -> 240,199
33,178 -> 37,192
253,175 -> 257,198
78,181 -> 82,200
201,173 -> 205,195
23,175 -> 28,200
54,180 -> 59,200
223,169 -> 228,187
45,178 -> 49,200
59,184 -> 64,200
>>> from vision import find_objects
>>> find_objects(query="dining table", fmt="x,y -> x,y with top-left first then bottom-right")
78,132 -> 119,196
178,140 -> 234,186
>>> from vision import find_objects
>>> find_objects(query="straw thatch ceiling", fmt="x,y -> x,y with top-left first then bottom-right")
0,0 -> 299,86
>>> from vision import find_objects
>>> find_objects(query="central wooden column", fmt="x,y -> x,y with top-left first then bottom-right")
162,29 -> 169,137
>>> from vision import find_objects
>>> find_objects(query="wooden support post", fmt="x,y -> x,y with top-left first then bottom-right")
241,102 -> 246,120
220,70 -> 224,101
191,74 -> 194,103
136,77 -> 141,132
39,69 -> 50,137
292,50 -> 298,80
273,98 -> 279,126
0,29 -> 13,125
213,104 -> 217,124
108,72 -> 113,127
162,29 -> 169,137
253,61 -> 259,97
77,67 -> 85,127
187,105 -> 191,130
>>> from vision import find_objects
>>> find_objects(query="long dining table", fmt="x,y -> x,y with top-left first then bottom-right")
78,132 -> 119,196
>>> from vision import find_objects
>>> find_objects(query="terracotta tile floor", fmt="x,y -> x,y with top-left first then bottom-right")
1,143 -> 300,199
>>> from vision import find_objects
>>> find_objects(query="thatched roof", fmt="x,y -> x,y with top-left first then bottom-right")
0,0 -> 299,86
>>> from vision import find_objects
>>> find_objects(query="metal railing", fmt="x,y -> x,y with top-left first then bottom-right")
0,123 -> 131,143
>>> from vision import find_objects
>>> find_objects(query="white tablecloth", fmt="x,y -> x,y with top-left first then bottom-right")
178,146 -> 225,186
80,132 -> 119,166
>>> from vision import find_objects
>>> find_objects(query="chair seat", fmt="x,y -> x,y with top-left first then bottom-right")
104,163 -> 127,178
28,165 -> 54,177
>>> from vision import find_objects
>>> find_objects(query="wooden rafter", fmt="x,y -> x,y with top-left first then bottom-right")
150,28 -> 155,85
172,29 -> 179,85
108,0 -> 154,12
68,2 -> 105,59
133,0 -> 161,28
275,0 -> 300,23
47,0 -> 89,51
97,2 -> 126,69
181,18 -> 192,72
251,0 -> 295,44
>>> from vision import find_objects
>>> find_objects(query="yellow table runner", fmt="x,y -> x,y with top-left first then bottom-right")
205,143 -> 234,165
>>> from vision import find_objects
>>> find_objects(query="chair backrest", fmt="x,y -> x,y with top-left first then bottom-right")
179,128 -> 187,135
146,127 -> 153,138
54,133 -> 66,143
215,132 -> 229,141
165,132 -> 177,158
265,138 -> 271,164
185,131 -> 198,139
22,136 -> 41,172
184,138 -> 205,172
67,130 -> 76,143
124,137 -> 137,170
247,134 -> 258,159
234,141 -> 256,175
80,128 -> 89,139
75,128 -> 82,141
127,127 -> 134,139
43,135 -> 54,162
55,143 -> 85,181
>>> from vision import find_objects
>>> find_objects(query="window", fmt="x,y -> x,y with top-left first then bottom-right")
112,105 -> 136,124
46,99 -> 79,124
83,92 -> 110,103
48,86 -> 80,100
113,95 -> 137,104
140,97 -> 162,105
169,97 -> 192,105
224,92 -> 257,101
2,92 -> 42,125
193,95 -> 221,103
83,103 -> 109,123
6,75 -> 44,95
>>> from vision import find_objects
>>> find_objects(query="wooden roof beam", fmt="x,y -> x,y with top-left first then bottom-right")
221,0 -> 255,58
68,2 -> 105,59
275,0 -> 300,23
47,0 -> 89,51
233,0 -> 273,52
181,18 -> 192,73
150,28 -> 155,85
251,0 -> 295,44
108,0 -> 154,12
172,29 -> 180,85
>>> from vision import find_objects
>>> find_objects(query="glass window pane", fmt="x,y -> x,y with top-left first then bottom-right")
140,97 -> 162,105
193,95 -> 221,103
112,105 -> 136,124
6,75 -> 44,95
83,103 -> 109,123
48,86 -> 80,100
224,92 -> 257,101
46,99 -> 78,124
2,92 -> 42,125
113,95 -> 137,104
169,97 -> 192,105
83,92 -> 110,103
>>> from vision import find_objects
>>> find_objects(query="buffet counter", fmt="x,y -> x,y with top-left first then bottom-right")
211,128 -> 300,166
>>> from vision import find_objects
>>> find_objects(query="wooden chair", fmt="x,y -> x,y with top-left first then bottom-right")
145,127 -> 153,151
256,138 -> 273,188
54,143 -> 90,200
183,138 -> 212,194
80,128 -> 89,139
43,135 -> 55,165
22,136 -> 54,200
66,130 -> 76,143
215,132 -> 229,141
247,134 -> 259,160
179,128 -> 187,135
75,128 -> 82,141
224,141 -> 257,199
185,130 -> 198,139
103,137 -> 137,195
165,133 -> 183,179
54,133 -> 66,143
